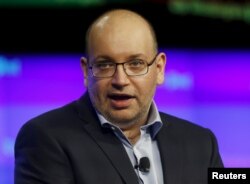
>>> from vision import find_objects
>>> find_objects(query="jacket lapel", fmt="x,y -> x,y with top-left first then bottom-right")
156,114 -> 183,184
74,93 -> 139,184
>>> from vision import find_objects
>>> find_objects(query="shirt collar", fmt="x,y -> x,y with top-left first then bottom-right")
96,101 -> 163,139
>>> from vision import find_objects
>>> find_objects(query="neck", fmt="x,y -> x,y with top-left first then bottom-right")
120,116 -> 148,145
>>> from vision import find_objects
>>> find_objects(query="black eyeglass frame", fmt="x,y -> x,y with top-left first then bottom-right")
88,53 -> 159,78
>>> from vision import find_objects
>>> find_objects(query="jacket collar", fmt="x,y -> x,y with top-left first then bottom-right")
74,92 -> 139,184
156,113 -> 183,184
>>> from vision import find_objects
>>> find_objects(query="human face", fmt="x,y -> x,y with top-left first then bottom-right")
81,19 -> 166,128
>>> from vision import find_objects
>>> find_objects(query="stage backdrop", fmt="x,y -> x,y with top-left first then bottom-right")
0,49 -> 250,184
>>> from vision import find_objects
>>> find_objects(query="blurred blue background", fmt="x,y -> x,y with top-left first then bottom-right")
1,50 -> 250,183
1,0 -> 250,184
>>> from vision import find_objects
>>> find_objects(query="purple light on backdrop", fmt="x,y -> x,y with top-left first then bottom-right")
0,54 -> 84,105
0,50 -> 250,184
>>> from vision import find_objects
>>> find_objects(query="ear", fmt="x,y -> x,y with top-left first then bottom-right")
156,52 -> 167,85
80,57 -> 89,87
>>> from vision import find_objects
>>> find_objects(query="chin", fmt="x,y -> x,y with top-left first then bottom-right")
111,119 -> 137,128
106,112 -> 138,125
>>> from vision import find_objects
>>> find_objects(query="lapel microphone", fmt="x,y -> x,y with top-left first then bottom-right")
135,157 -> 150,173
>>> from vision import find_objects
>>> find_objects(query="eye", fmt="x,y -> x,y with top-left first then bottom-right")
127,59 -> 145,68
94,62 -> 115,69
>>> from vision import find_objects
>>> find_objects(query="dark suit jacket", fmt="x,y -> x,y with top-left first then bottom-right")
15,93 -> 223,184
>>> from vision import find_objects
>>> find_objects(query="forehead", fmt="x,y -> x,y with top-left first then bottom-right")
87,13 -> 155,59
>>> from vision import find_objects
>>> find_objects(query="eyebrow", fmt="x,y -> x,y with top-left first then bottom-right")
93,54 -> 146,62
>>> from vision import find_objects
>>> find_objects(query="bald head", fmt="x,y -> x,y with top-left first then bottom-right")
85,9 -> 158,56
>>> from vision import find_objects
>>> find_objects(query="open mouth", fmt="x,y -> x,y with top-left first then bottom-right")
107,93 -> 135,108
108,94 -> 134,100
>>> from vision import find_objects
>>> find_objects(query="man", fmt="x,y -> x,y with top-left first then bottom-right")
15,9 -> 223,184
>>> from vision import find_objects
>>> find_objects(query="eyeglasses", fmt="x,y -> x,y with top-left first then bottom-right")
88,54 -> 158,78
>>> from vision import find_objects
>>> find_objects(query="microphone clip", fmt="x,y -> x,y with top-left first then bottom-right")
135,157 -> 150,173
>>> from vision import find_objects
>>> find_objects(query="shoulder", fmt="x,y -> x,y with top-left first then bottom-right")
158,112 -> 224,167
159,112 -> 216,140
27,101 -> 78,128
16,100 -> 79,142
160,112 -> 208,131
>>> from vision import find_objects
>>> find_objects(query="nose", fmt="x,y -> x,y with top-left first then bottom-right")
111,64 -> 129,88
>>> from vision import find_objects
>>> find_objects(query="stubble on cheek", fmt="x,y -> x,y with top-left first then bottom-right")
103,97 -> 151,127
